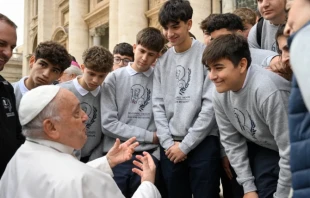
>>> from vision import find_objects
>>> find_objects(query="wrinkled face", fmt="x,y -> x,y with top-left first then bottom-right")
208,58 -> 246,93
257,0 -> 286,23
29,58 -> 63,87
243,23 -> 253,38
54,89 -> 88,149
131,44 -> 158,73
112,54 -> 133,70
277,35 -> 290,67
0,21 -> 17,71
285,0 -> 310,35
162,20 -> 192,47
81,66 -> 109,91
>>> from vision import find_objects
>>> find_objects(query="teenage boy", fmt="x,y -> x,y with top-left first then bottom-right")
112,42 -> 134,71
12,41 -> 71,109
248,0 -> 287,51
153,1 -> 220,197
59,46 -> 113,162
202,33 -> 291,198
0,13 -> 23,178
204,13 -> 278,68
101,27 -> 165,198
233,7 -> 257,38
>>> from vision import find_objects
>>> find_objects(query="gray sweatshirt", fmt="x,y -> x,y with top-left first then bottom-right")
213,65 -> 291,197
248,20 -> 279,52
101,65 -> 158,153
153,39 -> 218,155
58,78 -> 103,160
250,48 -> 278,68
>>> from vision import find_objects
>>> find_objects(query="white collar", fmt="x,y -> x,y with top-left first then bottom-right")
18,76 -> 30,95
126,63 -> 153,77
26,137 -> 74,155
73,76 -> 100,97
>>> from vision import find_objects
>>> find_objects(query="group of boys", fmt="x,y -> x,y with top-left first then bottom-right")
1,0 -> 307,197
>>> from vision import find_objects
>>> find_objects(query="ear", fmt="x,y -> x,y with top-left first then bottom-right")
239,58 -> 248,74
43,119 -> 60,140
187,19 -> 193,31
80,64 -> 85,72
133,44 -> 137,53
29,55 -> 35,69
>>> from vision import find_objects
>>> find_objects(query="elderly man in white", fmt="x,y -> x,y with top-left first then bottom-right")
0,85 -> 161,198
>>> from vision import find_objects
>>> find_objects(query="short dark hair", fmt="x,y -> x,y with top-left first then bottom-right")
200,14 -> 219,34
0,13 -> 17,28
202,34 -> 251,68
82,46 -> 113,73
205,13 -> 244,34
275,24 -> 286,54
136,27 -> 165,52
158,0 -> 193,28
113,42 -> 134,60
34,41 -> 71,72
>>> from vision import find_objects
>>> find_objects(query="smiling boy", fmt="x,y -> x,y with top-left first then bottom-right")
59,46 -> 113,162
202,33 -> 291,198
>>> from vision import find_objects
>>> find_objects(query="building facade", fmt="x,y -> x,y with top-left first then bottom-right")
23,0 -> 257,76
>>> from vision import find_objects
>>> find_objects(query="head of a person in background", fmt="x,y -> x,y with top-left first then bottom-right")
200,14 -> 219,45
80,46 -> 113,91
28,41 -> 71,88
112,42 -> 134,71
284,0 -> 310,36
58,61 -> 83,83
205,13 -> 245,41
257,0 -> 286,24
233,7 -> 257,38
158,0 -> 193,51
132,27 -> 165,72
20,85 -> 88,149
275,24 -> 290,68
202,34 -> 251,93
0,13 -> 17,71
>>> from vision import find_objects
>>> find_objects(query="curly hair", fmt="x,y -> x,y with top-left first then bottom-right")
82,46 -> 113,73
34,41 -> 71,72
233,7 -> 257,26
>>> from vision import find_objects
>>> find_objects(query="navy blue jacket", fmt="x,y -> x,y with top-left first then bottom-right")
289,76 -> 310,197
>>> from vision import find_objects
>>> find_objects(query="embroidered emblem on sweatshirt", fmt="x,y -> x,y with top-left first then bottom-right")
131,84 -> 151,112
1,97 -> 15,117
81,102 -> 97,137
234,108 -> 257,138
176,65 -> 191,95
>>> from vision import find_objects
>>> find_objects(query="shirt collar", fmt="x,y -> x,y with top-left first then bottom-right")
18,76 -> 30,95
73,76 -> 100,97
26,137 -> 74,155
126,63 -> 153,77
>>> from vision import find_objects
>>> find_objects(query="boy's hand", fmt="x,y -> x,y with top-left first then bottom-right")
165,142 -> 186,163
243,192 -> 259,198
152,132 -> 159,144
222,156 -> 233,180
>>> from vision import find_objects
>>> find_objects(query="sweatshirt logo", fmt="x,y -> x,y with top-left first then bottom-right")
176,65 -> 191,95
234,108 -> 257,138
131,84 -> 151,111
81,102 -> 97,129
1,97 -> 15,117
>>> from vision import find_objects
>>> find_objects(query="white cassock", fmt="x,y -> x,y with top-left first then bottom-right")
0,138 -> 161,198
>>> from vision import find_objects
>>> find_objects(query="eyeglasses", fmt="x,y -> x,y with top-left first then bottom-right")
113,57 -> 131,65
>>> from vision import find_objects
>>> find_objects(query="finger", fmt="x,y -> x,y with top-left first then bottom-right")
165,149 -> 171,156
143,152 -> 155,168
129,142 -> 139,150
133,159 -> 143,170
123,137 -> 137,146
113,138 -> 121,149
132,168 -> 143,177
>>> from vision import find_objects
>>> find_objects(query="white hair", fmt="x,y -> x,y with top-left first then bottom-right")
65,65 -> 82,76
22,96 -> 61,138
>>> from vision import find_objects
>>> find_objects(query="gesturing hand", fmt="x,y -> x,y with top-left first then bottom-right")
106,137 -> 139,168
132,152 -> 156,184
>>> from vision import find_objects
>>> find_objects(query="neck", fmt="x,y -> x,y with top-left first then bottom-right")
24,77 -> 36,90
131,63 -> 150,73
232,70 -> 248,92
174,36 -> 192,53
269,15 -> 286,26
78,77 -> 94,91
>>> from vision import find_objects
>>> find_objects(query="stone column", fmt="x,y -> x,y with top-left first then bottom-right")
37,0 -> 54,42
22,0 -> 31,76
69,0 -> 89,64
118,0 -> 148,45
109,0 -> 118,51
212,0 -> 222,13
190,0 -> 212,42
90,25 -> 107,46
222,0 -> 236,13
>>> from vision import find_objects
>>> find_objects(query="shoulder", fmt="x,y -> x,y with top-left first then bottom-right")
250,48 -> 277,57
58,80 -> 74,88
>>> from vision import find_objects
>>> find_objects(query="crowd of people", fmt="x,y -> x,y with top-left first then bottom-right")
0,0 -> 309,197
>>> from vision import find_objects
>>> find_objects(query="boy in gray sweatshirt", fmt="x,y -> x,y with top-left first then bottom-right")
59,46 -> 113,162
101,27 -> 165,198
202,33 -> 291,198
153,1 -> 220,197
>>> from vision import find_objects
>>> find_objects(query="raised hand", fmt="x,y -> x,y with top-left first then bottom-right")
132,152 -> 156,184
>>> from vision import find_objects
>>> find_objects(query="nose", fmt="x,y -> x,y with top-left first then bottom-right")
208,68 -> 217,81
281,52 -> 290,64
81,110 -> 88,122
2,46 -> 13,59
42,69 -> 51,77
141,53 -> 148,61
261,0 -> 270,7
167,28 -> 174,38
92,76 -> 100,84
284,23 -> 292,36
